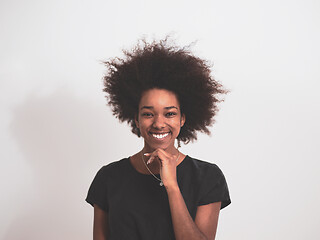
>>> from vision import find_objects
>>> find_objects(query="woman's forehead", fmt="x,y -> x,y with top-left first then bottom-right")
139,88 -> 180,107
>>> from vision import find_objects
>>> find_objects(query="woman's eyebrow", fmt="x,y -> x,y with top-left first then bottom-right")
165,106 -> 178,110
140,106 -> 178,110
140,106 -> 153,110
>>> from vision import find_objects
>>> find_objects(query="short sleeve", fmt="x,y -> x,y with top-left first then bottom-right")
85,166 -> 109,212
197,164 -> 231,209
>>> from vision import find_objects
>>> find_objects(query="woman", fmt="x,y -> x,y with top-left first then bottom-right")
86,38 -> 231,240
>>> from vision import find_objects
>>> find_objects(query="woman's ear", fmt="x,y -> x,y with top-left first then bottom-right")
180,114 -> 186,127
134,114 -> 139,128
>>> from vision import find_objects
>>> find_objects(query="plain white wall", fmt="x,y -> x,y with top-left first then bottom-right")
1,0 -> 319,239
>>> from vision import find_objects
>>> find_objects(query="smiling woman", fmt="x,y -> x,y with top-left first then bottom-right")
86,38 -> 231,240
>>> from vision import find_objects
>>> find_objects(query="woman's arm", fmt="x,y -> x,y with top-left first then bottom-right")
195,202 -> 221,239
166,185 -> 221,240
93,204 -> 108,240
146,149 -> 221,240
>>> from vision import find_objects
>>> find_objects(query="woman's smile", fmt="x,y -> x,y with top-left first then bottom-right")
150,132 -> 171,140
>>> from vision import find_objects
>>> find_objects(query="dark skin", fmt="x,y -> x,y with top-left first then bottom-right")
93,89 -> 221,240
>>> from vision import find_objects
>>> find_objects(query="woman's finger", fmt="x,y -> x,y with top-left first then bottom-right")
146,151 -> 163,165
157,149 -> 178,162
147,156 -> 154,164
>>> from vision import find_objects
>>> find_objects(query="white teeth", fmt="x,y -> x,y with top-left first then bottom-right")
152,133 -> 169,139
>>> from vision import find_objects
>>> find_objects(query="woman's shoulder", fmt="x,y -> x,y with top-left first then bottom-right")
96,157 -> 130,177
182,155 -> 225,179
184,155 -> 222,171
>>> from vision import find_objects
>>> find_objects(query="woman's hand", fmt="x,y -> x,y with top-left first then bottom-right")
144,149 -> 180,188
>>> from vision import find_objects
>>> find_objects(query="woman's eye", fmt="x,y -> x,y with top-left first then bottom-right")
166,112 -> 177,117
142,112 -> 153,117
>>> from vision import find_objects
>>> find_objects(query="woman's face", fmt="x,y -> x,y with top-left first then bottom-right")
135,88 -> 185,152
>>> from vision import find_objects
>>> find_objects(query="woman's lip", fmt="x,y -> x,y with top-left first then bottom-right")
149,131 -> 170,134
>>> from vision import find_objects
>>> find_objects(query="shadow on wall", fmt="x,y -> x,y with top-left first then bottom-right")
5,88 -> 113,240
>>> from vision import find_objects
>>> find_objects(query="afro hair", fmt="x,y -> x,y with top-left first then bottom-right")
103,38 -> 227,145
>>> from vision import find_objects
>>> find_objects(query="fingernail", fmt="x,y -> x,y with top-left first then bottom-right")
144,153 -> 150,156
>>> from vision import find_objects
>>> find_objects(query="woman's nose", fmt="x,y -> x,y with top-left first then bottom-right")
152,115 -> 166,129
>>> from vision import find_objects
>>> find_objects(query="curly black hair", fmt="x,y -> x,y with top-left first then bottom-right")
103,38 -> 227,145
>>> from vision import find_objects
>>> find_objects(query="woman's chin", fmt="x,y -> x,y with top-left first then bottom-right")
144,141 -> 174,151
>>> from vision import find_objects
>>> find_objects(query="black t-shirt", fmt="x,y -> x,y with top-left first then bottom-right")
86,155 -> 231,240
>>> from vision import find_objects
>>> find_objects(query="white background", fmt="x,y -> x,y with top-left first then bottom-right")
1,0 -> 319,239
